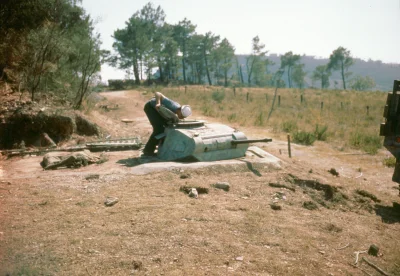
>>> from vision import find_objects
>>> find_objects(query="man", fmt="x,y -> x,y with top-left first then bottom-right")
142,91 -> 192,156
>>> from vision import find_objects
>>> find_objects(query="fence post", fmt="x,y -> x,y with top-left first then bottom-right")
246,92 -> 249,102
185,85 -> 187,94
233,86 -> 236,96
341,102 -> 343,109
278,95 -> 281,107
265,94 -> 268,103
287,134 -> 292,158
300,94 -> 303,104
320,101 -> 324,112
366,106 -> 369,116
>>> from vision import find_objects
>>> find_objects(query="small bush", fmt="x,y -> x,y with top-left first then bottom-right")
383,156 -> 396,167
350,132 -> 382,154
227,113 -> 237,122
315,124 -> 328,141
293,130 -> 316,145
282,120 -> 298,133
211,90 -> 225,103
254,111 -> 265,126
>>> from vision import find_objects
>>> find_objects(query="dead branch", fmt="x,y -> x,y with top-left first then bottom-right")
355,172 -> 363,179
354,250 -> 367,265
362,257 -> 391,276
335,243 -> 350,250
359,267 -> 373,276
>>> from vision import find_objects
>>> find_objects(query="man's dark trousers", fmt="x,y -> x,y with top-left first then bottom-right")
143,101 -> 167,154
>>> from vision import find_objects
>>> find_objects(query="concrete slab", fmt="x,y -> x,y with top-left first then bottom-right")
129,146 -> 282,175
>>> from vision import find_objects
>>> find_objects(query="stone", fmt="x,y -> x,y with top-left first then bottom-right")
85,174 -> 100,180
270,204 -> 282,210
104,197 -> 119,207
212,182 -> 230,191
235,256 -> 244,261
368,244 -> 379,256
188,188 -> 198,198
180,174 -> 190,179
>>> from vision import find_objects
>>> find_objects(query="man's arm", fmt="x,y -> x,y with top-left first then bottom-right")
154,92 -> 165,110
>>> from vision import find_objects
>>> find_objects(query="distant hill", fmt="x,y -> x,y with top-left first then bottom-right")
236,54 -> 400,91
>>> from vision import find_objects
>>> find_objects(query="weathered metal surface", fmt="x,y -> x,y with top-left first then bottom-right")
1,137 -> 142,157
157,120 -> 271,162
86,137 -> 141,152
380,80 -> 400,185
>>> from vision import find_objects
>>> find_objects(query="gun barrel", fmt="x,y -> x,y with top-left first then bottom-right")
231,138 -> 272,145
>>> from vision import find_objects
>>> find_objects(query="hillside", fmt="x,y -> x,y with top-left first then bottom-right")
237,54 -> 400,91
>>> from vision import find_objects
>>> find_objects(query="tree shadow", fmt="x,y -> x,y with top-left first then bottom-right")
375,202 -> 400,224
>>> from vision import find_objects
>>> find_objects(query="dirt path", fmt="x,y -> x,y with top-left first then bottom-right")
0,90 -> 399,275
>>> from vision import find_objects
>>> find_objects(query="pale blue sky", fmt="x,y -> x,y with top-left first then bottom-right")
80,0 -> 400,81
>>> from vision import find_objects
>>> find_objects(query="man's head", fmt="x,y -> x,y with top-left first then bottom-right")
177,105 -> 192,119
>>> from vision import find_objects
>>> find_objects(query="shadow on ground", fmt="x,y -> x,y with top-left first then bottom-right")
375,202 -> 400,223
117,157 -> 160,167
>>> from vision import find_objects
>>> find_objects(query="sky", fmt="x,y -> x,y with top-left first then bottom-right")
80,0 -> 400,81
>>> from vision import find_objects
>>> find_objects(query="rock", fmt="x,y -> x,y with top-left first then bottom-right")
85,174 -> 100,180
368,244 -> 379,256
41,150 -> 101,170
235,256 -> 244,261
188,188 -> 198,198
270,204 -> 282,210
180,174 -> 190,179
104,197 -> 119,207
212,182 -> 230,191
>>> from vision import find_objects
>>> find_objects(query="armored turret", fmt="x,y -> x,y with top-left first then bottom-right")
156,120 -> 271,161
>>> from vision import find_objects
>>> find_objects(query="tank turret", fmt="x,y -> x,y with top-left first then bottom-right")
156,120 -> 271,161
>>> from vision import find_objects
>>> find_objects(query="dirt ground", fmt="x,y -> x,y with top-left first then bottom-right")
0,90 -> 399,276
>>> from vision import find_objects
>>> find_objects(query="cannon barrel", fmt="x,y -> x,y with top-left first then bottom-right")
231,138 -> 272,145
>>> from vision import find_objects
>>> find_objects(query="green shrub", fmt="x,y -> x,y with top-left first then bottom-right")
350,132 -> 382,154
293,130 -> 316,145
211,90 -> 225,103
227,113 -> 237,122
383,156 -> 396,167
315,124 -> 328,141
282,120 -> 298,133
254,111 -> 265,126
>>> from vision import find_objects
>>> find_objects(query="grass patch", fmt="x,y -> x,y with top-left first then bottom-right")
350,132 -> 382,154
211,90 -> 225,103
383,156 -> 396,167
292,130 -> 316,146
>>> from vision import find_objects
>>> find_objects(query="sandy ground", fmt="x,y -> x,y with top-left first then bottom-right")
0,90 -> 399,275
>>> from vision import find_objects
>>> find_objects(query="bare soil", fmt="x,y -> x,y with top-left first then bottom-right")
0,90 -> 399,276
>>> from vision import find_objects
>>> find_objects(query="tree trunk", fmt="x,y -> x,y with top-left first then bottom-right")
239,65 -> 244,84
133,62 -> 140,85
158,62 -> 164,82
341,61 -> 346,90
224,69 -> 228,87
203,48 -> 212,86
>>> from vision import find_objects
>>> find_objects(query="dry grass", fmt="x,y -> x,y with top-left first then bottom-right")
161,85 -> 385,153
